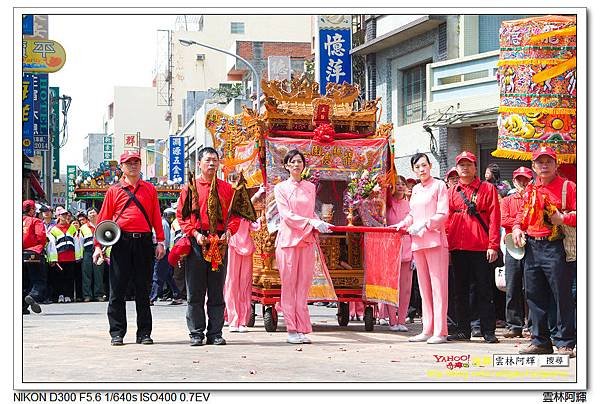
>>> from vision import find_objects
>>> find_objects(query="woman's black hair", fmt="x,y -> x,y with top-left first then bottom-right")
282,149 -> 306,173
486,163 -> 501,183
410,152 -> 431,168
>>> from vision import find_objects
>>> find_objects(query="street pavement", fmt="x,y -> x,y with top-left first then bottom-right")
21,301 -> 577,384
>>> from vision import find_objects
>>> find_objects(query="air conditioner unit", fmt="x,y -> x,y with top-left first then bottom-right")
196,54 -> 205,61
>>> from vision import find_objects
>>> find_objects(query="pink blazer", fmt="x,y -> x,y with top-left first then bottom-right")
274,178 -> 318,248
399,177 -> 449,251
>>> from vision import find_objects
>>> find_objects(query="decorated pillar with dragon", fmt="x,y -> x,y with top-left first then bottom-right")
493,15 -> 577,178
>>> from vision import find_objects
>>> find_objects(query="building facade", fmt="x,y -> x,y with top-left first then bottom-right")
352,14 -> 535,180
102,86 -> 170,179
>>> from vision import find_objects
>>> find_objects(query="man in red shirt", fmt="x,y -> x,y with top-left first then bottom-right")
93,150 -> 165,346
500,167 -> 533,339
512,147 -> 576,357
176,147 -> 241,346
447,151 -> 501,343
22,200 -> 47,314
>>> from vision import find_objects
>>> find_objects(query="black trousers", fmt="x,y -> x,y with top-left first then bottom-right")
451,250 -> 496,335
523,238 -> 575,349
185,237 -> 227,340
107,234 -> 154,338
504,253 -> 525,331
23,252 -> 46,306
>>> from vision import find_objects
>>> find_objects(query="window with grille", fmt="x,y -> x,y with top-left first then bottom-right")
401,63 -> 427,125
231,22 -> 245,34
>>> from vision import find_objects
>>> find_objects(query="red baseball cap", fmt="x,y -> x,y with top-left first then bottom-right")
22,200 -> 36,212
445,166 -> 458,180
168,237 -> 191,267
455,151 -> 477,164
532,146 -> 557,161
512,166 -> 533,180
119,150 -> 141,164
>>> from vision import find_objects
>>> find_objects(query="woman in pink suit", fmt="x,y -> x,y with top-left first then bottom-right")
381,175 -> 413,332
393,153 -> 449,344
225,187 -> 264,333
274,149 -> 332,344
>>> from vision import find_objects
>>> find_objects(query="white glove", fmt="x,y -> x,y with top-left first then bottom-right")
407,222 -> 426,236
309,219 -> 333,233
390,221 -> 404,231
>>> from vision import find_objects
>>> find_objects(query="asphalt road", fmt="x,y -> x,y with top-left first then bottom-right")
20,300 -> 578,386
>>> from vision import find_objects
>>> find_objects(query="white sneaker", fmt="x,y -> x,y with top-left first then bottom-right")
64,296 -> 72,303
427,336 -> 448,344
389,324 -> 409,332
379,319 -> 389,326
286,332 -> 303,344
229,325 -> 239,333
58,295 -> 65,303
238,325 -> 248,333
408,333 -> 432,342
298,333 -> 311,344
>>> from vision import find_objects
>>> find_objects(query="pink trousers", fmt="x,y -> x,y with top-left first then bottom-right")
413,246 -> 449,337
350,301 -> 364,318
276,244 -> 314,334
380,261 -> 412,325
224,249 -> 253,328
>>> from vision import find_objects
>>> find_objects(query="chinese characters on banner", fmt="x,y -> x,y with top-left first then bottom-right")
49,86 -> 60,180
317,15 -> 352,95
66,165 -> 76,210
123,132 -> 139,150
103,136 -> 113,161
169,136 -> 185,183
33,73 -> 49,151
22,74 -> 35,157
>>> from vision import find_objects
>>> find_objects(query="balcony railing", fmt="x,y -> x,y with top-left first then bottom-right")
426,50 -> 500,113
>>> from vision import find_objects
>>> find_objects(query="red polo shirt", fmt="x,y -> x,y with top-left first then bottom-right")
447,177 -> 501,252
500,191 -> 526,234
176,177 -> 240,237
514,175 -> 576,238
95,178 -> 164,247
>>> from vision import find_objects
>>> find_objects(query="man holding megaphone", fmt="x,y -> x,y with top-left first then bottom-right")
93,150 -> 166,347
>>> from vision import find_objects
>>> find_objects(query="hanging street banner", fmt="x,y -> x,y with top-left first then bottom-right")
316,15 -> 352,94
22,74 -> 35,157
22,38 -> 66,73
168,136 -> 184,183
22,15 -> 34,35
50,86 -> 60,180
103,136 -> 113,161
33,73 -> 49,151
66,165 -> 77,209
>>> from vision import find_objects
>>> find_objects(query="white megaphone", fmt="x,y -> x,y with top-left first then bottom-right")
95,220 -> 121,247
505,233 -> 525,260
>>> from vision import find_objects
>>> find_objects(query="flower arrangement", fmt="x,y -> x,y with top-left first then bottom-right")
344,169 -> 386,226
344,169 -> 382,210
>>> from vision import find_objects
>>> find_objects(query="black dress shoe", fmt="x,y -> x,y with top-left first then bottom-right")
111,336 -> 124,346
483,334 -> 499,343
136,335 -> 154,345
447,332 -> 471,341
190,337 -> 204,346
206,336 -> 226,345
